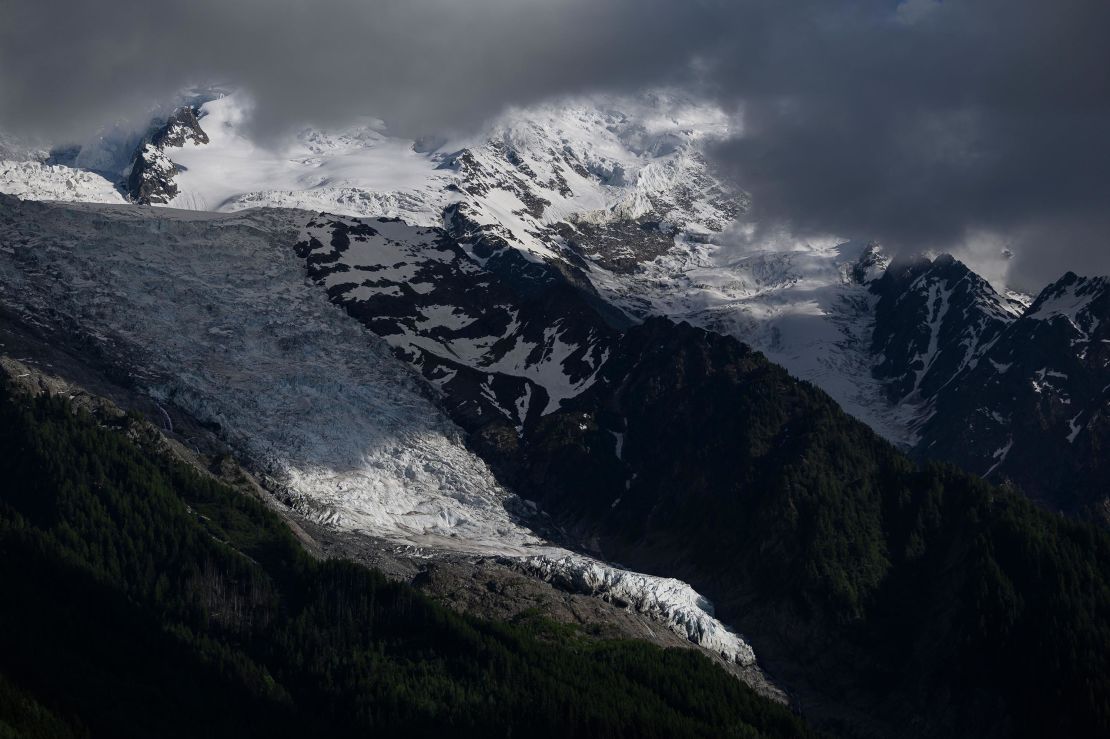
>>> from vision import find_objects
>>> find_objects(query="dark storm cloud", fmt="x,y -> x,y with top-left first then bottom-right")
1,0 -> 1108,285
702,0 -> 1110,289
0,0 -> 714,139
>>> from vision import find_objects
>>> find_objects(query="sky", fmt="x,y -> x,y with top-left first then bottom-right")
1,0 -> 1107,288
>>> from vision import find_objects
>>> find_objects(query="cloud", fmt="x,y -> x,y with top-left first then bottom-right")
1,0 -> 1108,286
894,0 -> 941,26
703,0 -> 1110,289
0,0 -> 709,141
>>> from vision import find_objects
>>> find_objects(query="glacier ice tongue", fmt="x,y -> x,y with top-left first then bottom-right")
0,196 -> 757,667
515,555 -> 756,665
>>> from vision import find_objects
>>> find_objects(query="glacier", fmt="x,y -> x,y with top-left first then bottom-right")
0,195 -> 756,665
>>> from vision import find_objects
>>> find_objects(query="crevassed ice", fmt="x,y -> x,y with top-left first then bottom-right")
0,197 -> 755,665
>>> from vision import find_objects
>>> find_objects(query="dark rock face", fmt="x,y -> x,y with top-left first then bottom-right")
125,107 -> 209,204
438,145 -> 555,216
294,213 -> 622,446
870,254 -> 1017,404
866,255 -> 1110,518
150,107 -> 209,149
917,272 -> 1110,517
553,219 -> 676,274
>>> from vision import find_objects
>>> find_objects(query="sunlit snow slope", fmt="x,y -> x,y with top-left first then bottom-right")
166,96 -> 456,221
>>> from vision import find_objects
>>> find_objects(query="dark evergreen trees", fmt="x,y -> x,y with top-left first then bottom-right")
0,376 -> 812,739
508,318 -> 1110,737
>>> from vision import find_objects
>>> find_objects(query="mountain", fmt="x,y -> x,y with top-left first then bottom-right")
295,213 -> 623,437
3,92 -> 1110,736
125,105 -> 209,204
520,316 -> 1110,738
918,272 -> 1110,517
870,254 -> 1023,407
860,255 -> 1110,518
4,92 -> 1110,513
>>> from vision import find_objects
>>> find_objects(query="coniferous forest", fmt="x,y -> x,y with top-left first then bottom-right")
0,376 -> 814,739
489,318 -> 1110,737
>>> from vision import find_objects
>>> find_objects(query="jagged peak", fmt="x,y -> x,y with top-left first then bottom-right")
850,242 -> 890,284
150,106 -> 209,148
124,105 -> 210,205
1022,271 -> 1110,332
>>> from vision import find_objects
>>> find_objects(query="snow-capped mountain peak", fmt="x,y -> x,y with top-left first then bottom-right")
1023,272 -> 1109,341
3,90 -> 1109,515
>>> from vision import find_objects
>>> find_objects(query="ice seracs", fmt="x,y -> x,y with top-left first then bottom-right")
517,555 -> 755,664
0,160 -> 125,204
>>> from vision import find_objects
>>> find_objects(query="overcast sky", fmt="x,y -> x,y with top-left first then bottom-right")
1,0 -> 1107,288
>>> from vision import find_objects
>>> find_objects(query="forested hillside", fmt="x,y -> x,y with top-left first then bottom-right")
0,375 -> 812,739
507,318 -> 1110,737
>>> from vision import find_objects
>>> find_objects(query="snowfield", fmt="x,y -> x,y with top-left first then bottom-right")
166,96 -> 457,222
0,196 -> 755,666
587,232 -> 925,446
